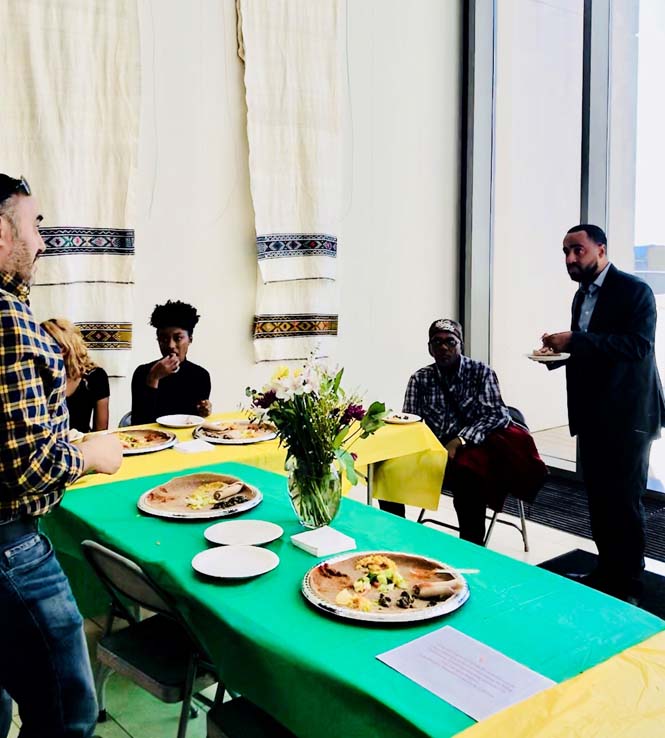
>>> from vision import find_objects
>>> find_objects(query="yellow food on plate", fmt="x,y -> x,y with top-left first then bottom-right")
184,481 -> 244,510
354,554 -> 406,591
355,554 -> 398,573
116,432 -> 141,448
335,588 -> 375,612
114,430 -> 169,449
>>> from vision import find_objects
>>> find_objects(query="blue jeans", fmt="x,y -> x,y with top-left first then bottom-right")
0,531 -> 97,738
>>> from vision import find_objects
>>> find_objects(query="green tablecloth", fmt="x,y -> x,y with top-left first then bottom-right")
46,462 -> 665,738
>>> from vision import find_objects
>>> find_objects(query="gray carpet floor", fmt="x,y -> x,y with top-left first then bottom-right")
499,477 -> 665,563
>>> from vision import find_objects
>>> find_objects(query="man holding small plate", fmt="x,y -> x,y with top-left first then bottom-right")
537,224 -> 665,604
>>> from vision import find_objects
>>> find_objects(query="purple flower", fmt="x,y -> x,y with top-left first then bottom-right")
341,403 -> 365,425
254,390 -> 277,408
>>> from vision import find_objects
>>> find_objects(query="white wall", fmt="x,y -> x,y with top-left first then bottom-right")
491,0 -> 584,431
124,0 -> 257,424
336,0 -> 461,410
106,0 -> 461,423
634,0 -> 665,246
607,0 -> 638,268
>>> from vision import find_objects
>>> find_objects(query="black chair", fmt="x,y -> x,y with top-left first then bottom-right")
81,540 -> 217,738
207,694 -> 296,738
417,406 -> 532,552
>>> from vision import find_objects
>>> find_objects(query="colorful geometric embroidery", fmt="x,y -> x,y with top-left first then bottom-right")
253,314 -> 338,339
40,227 -> 135,257
76,322 -> 132,350
256,234 -> 337,260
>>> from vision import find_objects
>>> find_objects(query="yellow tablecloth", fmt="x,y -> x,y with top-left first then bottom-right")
75,413 -> 447,509
458,630 -> 665,738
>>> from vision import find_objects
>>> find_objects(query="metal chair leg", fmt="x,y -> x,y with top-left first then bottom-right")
94,663 -> 113,722
483,510 -> 499,547
177,655 -> 199,738
482,501 -> 529,551
518,499 -> 529,552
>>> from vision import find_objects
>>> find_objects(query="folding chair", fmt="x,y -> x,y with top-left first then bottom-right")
81,540 -> 217,738
417,406 -> 532,552
82,540 -> 297,738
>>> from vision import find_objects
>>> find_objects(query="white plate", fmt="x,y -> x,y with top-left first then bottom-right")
193,420 -> 277,445
302,551 -> 469,623
112,429 -> 177,456
385,412 -> 422,425
68,429 -> 85,443
192,545 -> 279,578
204,520 -> 284,546
156,414 -> 205,428
137,473 -> 263,520
526,352 -> 570,363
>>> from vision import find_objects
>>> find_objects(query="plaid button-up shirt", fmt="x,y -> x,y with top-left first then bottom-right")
403,357 -> 510,446
0,272 -> 84,521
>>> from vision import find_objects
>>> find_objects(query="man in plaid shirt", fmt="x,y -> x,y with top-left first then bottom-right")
0,174 -> 123,738
381,319 -> 545,545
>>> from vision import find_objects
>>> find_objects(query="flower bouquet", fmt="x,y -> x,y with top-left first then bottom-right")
246,359 -> 387,528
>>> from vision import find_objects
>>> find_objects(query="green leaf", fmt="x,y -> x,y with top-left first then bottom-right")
332,367 -> 344,394
365,400 -> 387,417
333,426 -> 351,448
335,448 -> 358,485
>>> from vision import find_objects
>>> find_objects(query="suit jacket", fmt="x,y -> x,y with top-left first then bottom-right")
564,264 -> 665,438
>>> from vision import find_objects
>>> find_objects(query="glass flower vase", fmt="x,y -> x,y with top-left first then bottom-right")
287,461 -> 342,529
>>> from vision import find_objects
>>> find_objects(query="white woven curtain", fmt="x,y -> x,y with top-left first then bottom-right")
0,0 -> 139,377
237,0 -> 346,361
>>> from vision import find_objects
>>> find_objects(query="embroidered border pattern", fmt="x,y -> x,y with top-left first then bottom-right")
256,234 -> 337,260
76,322 -> 132,350
41,228 -> 135,257
253,314 -> 338,339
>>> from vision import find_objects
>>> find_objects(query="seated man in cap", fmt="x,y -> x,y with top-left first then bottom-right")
381,319 -> 546,545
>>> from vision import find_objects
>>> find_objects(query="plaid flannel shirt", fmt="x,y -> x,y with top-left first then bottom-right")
403,357 -> 510,446
0,272 -> 84,521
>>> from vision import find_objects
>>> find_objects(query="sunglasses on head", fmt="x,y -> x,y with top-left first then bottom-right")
0,175 -> 31,205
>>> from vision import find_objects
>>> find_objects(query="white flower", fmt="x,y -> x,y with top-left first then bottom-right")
274,383 -> 295,401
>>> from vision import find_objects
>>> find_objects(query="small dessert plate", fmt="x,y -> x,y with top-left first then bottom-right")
192,545 -> 279,578
204,520 -> 284,547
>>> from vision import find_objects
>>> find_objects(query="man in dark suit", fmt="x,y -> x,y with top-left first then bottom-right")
541,224 -> 665,604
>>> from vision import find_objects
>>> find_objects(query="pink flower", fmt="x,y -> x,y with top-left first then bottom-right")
254,390 -> 277,408
341,404 -> 365,425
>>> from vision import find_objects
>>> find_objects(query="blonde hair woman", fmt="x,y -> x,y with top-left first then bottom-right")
41,319 -> 110,432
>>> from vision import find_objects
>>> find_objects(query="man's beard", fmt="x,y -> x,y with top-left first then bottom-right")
435,354 -> 460,372
6,238 -> 37,284
567,260 -> 599,284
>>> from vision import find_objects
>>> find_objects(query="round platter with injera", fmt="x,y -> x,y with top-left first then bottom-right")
137,472 -> 262,520
302,551 -> 469,623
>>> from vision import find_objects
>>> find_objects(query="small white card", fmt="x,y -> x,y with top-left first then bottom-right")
290,526 -> 356,557
174,439 -> 216,454
377,626 -> 555,721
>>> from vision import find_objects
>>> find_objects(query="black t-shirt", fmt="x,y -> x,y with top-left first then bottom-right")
66,366 -> 110,433
130,359 -> 211,424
